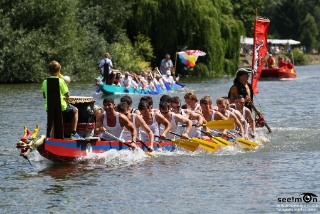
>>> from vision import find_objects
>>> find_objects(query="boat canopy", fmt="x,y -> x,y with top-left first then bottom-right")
240,36 -> 300,45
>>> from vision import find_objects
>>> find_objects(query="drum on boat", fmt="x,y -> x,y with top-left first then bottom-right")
63,96 -> 95,138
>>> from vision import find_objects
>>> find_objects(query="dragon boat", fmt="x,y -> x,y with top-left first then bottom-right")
260,66 -> 297,79
95,76 -> 185,95
16,78 -> 175,163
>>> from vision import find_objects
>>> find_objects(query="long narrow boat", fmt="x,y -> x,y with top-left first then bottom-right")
260,67 -> 297,79
95,77 -> 185,95
15,78 -> 175,162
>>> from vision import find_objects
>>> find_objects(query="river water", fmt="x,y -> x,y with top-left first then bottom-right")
1,65 -> 319,213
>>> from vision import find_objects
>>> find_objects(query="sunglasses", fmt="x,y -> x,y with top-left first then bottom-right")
237,102 -> 245,105
171,106 -> 181,109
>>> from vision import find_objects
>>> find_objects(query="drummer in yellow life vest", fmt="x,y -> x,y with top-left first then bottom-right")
267,54 -> 275,68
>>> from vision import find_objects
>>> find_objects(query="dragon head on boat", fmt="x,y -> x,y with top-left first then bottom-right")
16,125 -> 45,157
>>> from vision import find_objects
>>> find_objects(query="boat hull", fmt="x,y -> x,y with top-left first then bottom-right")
260,67 -> 297,79
37,138 -> 175,162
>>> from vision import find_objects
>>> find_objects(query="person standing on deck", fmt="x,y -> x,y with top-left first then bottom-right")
228,68 -> 254,111
95,98 -> 137,150
42,61 -> 83,140
98,52 -> 114,84
160,54 -> 173,75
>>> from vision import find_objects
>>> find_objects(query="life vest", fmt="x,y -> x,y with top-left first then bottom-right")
228,83 -> 253,111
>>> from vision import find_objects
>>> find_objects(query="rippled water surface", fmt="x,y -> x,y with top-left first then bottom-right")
1,65 -> 320,213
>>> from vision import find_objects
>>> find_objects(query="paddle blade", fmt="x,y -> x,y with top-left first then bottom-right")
236,138 -> 259,149
203,118 -> 235,129
190,138 -> 219,152
145,152 -> 157,157
172,139 -> 199,152
212,137 -> 233,147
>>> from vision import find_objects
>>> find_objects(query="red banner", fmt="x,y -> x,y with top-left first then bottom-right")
251,17 -> 270,94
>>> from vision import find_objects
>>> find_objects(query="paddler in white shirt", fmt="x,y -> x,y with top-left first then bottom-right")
199,97 -> 228,139
138,100 -> 172,141
233,95 -> 255,137
158,101 -> 192,140
184,92 -> 202,114
170,96 -> 204,138
117,102 -> 154,151
94,97 -> 138,150
216,97 -> 245,138
162,70 -> 175,86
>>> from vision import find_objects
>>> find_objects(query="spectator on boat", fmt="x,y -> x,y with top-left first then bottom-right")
138,100 -> 172,141
120,95 -> 140,115
234,95 -> 255,137
216,97 -> 245,138
162,70 -> 175,86
42,61 -> 83,140
119,72 -> 133,90
94,97 -> 137,150
171,96 -> 204,138
267,54 -> 275,68
160,54 -> 173,75
278,57 -> 287,68
117,102 -> 154,152
159,101 -> 192,139
98,52 -> 114,85
228,68 -> 254,111
286,59 -> 294,69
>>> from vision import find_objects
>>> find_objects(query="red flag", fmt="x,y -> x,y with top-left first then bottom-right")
251,17 -> 270,94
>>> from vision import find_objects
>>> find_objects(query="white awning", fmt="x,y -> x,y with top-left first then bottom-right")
240,37 -> 300,45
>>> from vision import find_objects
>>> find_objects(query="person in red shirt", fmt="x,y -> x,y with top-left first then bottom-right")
278,57 -> 287,68
286,59 -> 294,69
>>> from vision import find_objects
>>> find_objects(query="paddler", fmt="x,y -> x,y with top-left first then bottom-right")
138,100 -> 172,141
228,68 -> 254,111
170,96 -> 204,138
216,97 -> 245,138
95,97 -> 138,150
117,102 -> 154,151
158,101 -> 192,140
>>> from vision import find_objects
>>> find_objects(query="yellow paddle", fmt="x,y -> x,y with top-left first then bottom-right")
227,131 -> 259,149
155,135 -> 199,152
169,132 -> 219,153
200,130 -> 232,147
171,139 -> 199,152
202,118 -> 235,129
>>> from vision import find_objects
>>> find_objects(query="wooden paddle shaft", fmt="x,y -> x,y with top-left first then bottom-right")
250,102 -> 272,133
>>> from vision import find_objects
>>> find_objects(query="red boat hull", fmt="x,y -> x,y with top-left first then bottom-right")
260,67 -> 297,79
37,138 -> 175,162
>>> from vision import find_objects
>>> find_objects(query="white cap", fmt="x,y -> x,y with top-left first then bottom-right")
62,75 -> 71,84
166,70 -> 171,75
269,54 -> 272,56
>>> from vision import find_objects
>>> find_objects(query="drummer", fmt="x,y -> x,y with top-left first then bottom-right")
94,97 -> 138,150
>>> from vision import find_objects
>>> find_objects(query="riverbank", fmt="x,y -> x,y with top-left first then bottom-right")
240,54 -> 320,67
